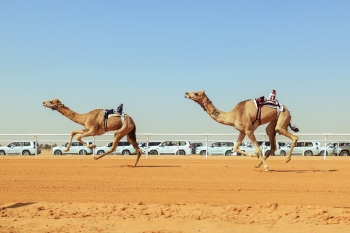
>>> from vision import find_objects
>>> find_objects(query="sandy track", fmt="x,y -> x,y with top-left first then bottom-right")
1,154 -> 350,232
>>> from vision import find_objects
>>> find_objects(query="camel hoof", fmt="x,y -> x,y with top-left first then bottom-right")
264,165 -> 269,171
93,156 -> 100,160
254,164 -> 261,168
64,149 -> 69,152
285,157 -> 291,163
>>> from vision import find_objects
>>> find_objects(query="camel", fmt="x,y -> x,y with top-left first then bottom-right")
184,90 -> 299,171
42,99 -> 142,166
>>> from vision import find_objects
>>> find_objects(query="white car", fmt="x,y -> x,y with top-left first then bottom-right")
319,143 -> 338,156
143,141 -> 192,155
279,141 -> 320,156
0,141 -> 41,155
52,141 -> 93,155
96,141 -> 136,155
195,142 -> 234,156
138,141 -> 161,152
235,141 -> 285,156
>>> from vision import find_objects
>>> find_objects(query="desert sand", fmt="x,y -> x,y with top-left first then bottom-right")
1,151 -> 350,233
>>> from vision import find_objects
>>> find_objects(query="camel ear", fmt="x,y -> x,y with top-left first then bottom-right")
200,90 -> 205,94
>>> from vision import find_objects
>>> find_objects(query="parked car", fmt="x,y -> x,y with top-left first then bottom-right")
0,141 -> 41,155
258,141 -> 286,156
236,141 -> 285,156
143,140 -> 192,155
138,141 -> 161,152
319,143 -> 338,156
234,141 -> 256,155
279,141 -> 320,156
96,141 -> 136,155
191,142 -> 203,154
52,141 -> 93,155
195,142 -> 234,156
332,142 -> 350,156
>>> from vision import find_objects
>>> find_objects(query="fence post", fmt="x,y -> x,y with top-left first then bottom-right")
205,135 -> 208,159
34,135 -> 38,158
324,135 -> 328,160
146,135 -> 149,159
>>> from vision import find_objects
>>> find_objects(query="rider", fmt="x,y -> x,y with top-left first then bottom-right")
269,89 -> 276,101
116,103 -> 123,115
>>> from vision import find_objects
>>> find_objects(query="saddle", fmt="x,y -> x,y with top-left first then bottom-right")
103,109 -> 126,131
253,97 -> 283,125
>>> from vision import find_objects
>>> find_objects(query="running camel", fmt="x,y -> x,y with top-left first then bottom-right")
184,90 -> 299,171
42,99 -> 142,166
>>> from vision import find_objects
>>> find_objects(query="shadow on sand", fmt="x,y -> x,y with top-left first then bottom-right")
2,202 -> 36,210
268,169 -> 337,173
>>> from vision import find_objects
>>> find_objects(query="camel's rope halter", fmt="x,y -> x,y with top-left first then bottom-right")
199,98 -> 211,111
51,103 -> 64,111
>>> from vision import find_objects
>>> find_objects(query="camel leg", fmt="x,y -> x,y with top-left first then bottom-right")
255,120 -> 277,168
245,131 -> 268,171
277,128 -> 298,163
94,119 -> 134,160
126,130 -> 142,167
94,130 -> 125,160
232,132 -> 257,157
65,129 -> 87,152
276,112 -> 299,163
75,129 -> 98,149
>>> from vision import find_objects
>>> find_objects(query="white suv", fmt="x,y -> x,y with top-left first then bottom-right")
138,141 -> 161,152
52,141 -> 93,155
96,141 -> 136,155
143,141 -> 192,155
0,141 -> 41,155
195,142 -> 234,156
279,141 -> 320,156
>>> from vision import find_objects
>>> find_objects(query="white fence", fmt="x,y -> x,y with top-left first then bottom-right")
1,133 -> 350,160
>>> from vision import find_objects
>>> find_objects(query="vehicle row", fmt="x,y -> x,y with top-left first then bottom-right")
1,140 -> 349,157
194,141 -> 349,156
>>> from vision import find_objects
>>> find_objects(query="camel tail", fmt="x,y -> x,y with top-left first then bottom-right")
129,125 -> 137,142
127,125 -> 142,167
289,123 -> 299,132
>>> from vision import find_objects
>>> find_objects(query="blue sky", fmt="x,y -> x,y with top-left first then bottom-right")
1,0 -> 349,139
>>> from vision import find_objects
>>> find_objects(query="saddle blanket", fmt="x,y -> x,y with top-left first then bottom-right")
253,96 -> 284,125
254,96 -> 284,113
108,113 -> 125,118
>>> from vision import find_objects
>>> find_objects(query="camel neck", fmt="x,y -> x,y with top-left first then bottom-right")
201,98 -> 232,126
57,105 -> 86,126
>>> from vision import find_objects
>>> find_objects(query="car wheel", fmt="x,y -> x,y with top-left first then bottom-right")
319,151 -> 328,156
149,150 -> 158,155
176,150 -> 185,155
54,150 -> 62,155
304,150 -> 313,156
265,150 -> 270,156
79,150 -> 87,155
280,150 -> 286,156
22,150 -> 31,155
97,150 -> 104,155
225,150 -> 232,156
200,150 -> 206,155
0,150 -> 6,155
122,150 -> 130,155
340,151 -> 349,156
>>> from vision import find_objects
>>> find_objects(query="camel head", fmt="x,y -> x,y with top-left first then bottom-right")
43,99 -> 64,111
184,90 -> 208,104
